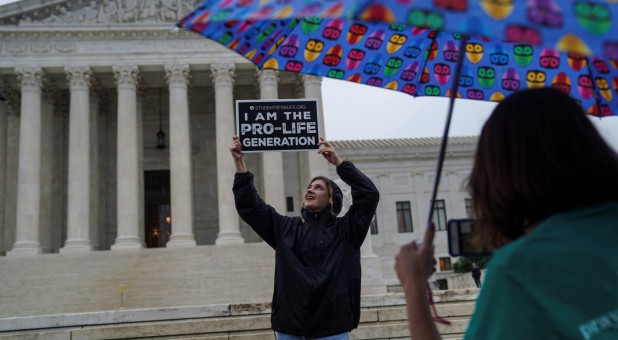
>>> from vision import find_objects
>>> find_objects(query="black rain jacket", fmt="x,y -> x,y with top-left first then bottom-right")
233,161 -> 379,337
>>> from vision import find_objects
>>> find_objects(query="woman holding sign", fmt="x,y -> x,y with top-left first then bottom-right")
230,136 -> 379,339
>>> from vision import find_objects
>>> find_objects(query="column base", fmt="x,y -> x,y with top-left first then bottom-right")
60,239 -> 94,253
215,232 -> 244,245
167,234 -> 197,248
7,241 -> 42,257
111,237 -> 144,251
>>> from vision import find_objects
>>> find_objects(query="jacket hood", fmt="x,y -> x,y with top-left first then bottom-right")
329,179 -> 343,216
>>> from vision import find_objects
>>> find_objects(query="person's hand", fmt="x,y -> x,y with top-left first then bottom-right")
230,136 -> 243,161
395,223 -> 436,290
317,138 -> 342,166
230,136 -> 248,173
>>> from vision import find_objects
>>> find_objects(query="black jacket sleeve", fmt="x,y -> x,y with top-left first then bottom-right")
232,171 -> 284,249
336,161 -> 380,248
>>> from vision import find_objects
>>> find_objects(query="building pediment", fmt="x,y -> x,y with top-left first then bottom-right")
0,0 -> 198,26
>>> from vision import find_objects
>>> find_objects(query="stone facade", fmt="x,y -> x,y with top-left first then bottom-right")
331,137 -> 478,290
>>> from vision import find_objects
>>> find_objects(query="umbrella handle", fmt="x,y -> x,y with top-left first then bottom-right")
426,35 -> 469,226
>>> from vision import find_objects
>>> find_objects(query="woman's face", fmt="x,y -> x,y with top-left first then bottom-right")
303,179 -> 331,212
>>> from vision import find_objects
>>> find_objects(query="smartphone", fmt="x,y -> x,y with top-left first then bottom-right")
447,219 -> 492,257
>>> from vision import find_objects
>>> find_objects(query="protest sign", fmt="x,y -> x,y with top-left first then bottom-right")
236,99 -> 320,153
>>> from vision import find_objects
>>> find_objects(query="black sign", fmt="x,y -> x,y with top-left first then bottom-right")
236,99 -> 320,152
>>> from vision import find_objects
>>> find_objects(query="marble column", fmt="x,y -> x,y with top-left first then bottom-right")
165,63 -> 196,247
39,89 -> 55,253
62,66 -> 94,252
0,98 -> 7,254
258,70 -> 286,213
8,67 -> 45,256
136,88 -> 145,245
111,65 -> 143,250
4,103 -> 20,253
212,63 -> 244,245
299,75 -> 329,188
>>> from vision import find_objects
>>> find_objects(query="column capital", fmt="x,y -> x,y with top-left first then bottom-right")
258,69 -> 279,87
113,64 -> 140,89
165,63 -> 191,88
210,63 -> 235,87
65,66 -> 93,90
15,66 -> 45,91
301,74 -> 322,87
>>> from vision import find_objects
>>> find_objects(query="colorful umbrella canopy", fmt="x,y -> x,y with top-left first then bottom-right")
179,15 -> 618,116
422,32 -> 618,116
179,0 -> 618,64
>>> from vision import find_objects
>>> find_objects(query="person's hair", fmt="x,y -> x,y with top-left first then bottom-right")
468,87 -> 618,248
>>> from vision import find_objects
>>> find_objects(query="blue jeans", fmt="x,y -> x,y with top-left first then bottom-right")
277,332 -> 349,340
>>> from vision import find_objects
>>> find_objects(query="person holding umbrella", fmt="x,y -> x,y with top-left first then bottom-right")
395,88 -> 618,339
230,136 -> 379,339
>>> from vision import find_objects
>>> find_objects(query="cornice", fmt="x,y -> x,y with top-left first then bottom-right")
0,31 -> 223,59
0,27 -> 200,42
0,0 -> 198,26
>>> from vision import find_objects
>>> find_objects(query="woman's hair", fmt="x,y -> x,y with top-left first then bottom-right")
468,88 -> 618,248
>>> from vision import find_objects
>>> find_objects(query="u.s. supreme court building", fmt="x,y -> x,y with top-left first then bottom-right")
0,1 -> 480,337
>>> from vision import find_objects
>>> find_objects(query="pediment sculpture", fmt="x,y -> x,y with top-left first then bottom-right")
38,0 -> 197,25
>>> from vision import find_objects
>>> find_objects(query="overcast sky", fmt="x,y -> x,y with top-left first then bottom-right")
2,0 -> 618,148
322,78 -> 496,140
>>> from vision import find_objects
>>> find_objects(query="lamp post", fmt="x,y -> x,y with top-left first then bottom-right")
156,87 -> 166,149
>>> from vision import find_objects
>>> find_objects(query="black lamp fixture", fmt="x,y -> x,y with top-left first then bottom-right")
156,87 -> 166,149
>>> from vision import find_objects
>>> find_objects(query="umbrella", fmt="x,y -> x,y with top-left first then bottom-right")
178,0 -> 618,228
179,0 -> 618,62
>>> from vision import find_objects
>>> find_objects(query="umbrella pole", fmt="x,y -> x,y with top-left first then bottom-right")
583,55 -> 604,117
426,35 -> 468,227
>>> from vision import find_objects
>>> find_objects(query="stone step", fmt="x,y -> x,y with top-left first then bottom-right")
0,243 -> 478,339
0,296 -> 474,339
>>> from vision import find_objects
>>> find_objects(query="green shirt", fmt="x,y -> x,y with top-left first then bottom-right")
464,201 -> 618,340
